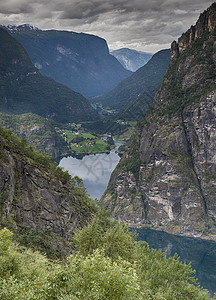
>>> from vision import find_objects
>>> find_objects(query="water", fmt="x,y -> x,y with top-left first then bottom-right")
59,142 -> 122,199
134,228 -> 216,296
59,145 -> 216,296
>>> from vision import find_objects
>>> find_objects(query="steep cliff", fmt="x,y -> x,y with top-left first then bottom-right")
0,27 -> 98,123
101,3 -> 216,240
5,25 -> 131,98
110,48 -> 152,72
0,127 -> 95,256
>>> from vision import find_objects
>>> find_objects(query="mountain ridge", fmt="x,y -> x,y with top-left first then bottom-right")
4,24 -> 132,98
110,48 -> 152,72
0,112 -> 69,157
0,27 -> 98,123
100,2 -> 216,240
91,49 -> 170,114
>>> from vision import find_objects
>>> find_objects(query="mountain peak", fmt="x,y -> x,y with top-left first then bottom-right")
4,24 -> 39,32
5,25 -> 131,97
171,2 -> 216,61
110,48 -> 153,72
17,24 -> 39,30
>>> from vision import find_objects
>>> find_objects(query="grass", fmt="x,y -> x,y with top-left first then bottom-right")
71,139 -> 108,154
62,128 -> 111,154
64,130 -> 96,141
82,132 -> 95,139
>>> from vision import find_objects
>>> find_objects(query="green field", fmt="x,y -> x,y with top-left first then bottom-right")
82,132 -> 95,139
63,129 -> 111,154
71,139 -> 108,153
64,130 -> 95,141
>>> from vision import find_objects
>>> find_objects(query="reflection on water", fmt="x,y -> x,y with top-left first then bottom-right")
59,143 -> 121,199
59,144 -> 216,296
134,228 -> 216,296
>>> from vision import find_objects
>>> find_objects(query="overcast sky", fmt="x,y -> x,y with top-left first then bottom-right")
0,0 -> 214,53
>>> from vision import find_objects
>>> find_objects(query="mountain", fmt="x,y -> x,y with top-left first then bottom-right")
4,24 -> 132,98
0,112 -> 68,157
0,27 -> 98,123
91,49 -> 170,116
100,3 -> 216,240
110,48 -> 152,72
116,86 -> 159,121
0,126 -> 95,256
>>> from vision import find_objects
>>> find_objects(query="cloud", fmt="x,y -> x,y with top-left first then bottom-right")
0,0 -> 34,14
0,0 -> 214,52
174,9 -> 188,15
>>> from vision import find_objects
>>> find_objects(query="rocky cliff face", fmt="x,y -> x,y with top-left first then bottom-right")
171,3 -> 216,59
0,128 -> 94,255
110,48 -> 152,72
101,3 -> 216,240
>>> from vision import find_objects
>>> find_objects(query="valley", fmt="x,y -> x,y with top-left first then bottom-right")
4,24 -> 131,98
0,2 -> 216,298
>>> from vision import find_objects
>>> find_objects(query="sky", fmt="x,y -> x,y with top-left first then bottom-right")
0,0 -> 214,53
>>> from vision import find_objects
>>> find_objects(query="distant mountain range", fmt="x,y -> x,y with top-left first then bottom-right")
110,48 -> 152,72
0,28 -> 98,123
91,49 -> 170,119
0,27 -> 98,124
4,24 -> 132,97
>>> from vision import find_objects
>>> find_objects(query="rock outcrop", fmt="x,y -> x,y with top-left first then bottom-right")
110,48 -> 152,72
101,3 -> 216,240
171,3 -> 216,60
0,128 -> 94,255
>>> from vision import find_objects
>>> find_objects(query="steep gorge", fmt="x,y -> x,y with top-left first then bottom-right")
101,3 -> 216,240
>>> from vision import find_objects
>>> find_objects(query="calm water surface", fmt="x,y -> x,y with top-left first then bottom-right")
134,228 -> 216,296
59,146 -> 216,296
59,143 -> 122,199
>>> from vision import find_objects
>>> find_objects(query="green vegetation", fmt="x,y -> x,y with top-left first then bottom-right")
71,139 -> 108,153
121,152 -> 141,182
81,132 -> 96,139
0,27 -> 98,124
6,25 -> 131,98
0,126 -> 98,255
158,29 -> 216,116
0,126 -> 96,208
0,112 -> 68,157
0,127 -> 51,167
0,219 -> 213,299
62,128 -> 115,154
91,49 -> 170,113
118,132 -> 142,181
0,126 -> 214,298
